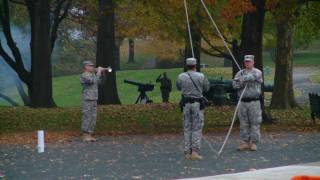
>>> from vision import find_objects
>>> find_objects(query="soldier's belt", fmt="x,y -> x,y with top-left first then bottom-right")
182,97 -> 203,104
241,97 -> 260,102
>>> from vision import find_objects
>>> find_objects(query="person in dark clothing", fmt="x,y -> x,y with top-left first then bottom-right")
156,72 -> 172,103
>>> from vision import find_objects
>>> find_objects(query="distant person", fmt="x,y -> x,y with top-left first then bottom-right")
176,58 -> 210,160
232,55 -> 263,151
80,61 -> 106,142
156,72 -> 172,103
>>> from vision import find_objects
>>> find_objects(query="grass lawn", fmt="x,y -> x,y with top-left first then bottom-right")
2,65 -> 319,107
263,51 -> 320,67
1,47 -> 319,107
311,75 -> 320,84
53,67 -> 234,107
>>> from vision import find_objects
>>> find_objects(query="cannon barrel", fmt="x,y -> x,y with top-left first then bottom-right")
208,78 -> 273,93
205,78 -> 274,105
124,79 -> 143,86
124,79 -> 154,92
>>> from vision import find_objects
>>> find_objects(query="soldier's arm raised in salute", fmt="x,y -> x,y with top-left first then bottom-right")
156,74 -> 162,82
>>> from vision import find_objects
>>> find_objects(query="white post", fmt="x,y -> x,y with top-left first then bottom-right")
37,130 -> 45,153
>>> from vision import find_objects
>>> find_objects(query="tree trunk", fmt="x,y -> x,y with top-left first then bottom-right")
29,0 -> 55,108
240,0 -> 265,71
231,40 -> 242,77
0,0 -> 68,108
127,38 -> 135,64
270,12 -> 297,109
239,0 -> 274,122
96,0 -> 121,105
115,37 -> 123,71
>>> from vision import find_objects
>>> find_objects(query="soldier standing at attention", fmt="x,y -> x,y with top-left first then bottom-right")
156,72 -> 172,103
233,55 -> 263,151
176,58 -> 210,160
80,61 -> 104,142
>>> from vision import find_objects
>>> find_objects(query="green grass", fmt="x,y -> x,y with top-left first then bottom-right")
1,47 -> 320,107
311,75 -> 320,84
53,67 -> 233,107
263,51 -> 320,67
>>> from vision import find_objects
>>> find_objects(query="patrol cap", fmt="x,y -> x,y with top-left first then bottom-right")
186,57 -> 197,66
83,61 -> 95,67
244,55 -> 254,62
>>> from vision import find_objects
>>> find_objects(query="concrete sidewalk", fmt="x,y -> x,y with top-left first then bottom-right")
182,162 -> 320,180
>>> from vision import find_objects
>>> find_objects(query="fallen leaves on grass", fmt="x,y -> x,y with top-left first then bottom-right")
0,131 -> 78,145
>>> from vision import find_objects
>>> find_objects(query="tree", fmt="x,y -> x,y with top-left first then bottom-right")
0,0 -> 71,107
263,1 -> 320,64
240,0 -> 265,71
183,1 -> 202,72
127,38 -> 135,64
239,0 -> 275,122
270,0 -> 301,109
96,0 -> 121,105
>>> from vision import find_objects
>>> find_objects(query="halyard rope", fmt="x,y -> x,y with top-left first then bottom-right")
183,0 -> 248,156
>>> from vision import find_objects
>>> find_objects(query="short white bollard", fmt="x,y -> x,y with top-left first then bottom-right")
37,130 -> 45,153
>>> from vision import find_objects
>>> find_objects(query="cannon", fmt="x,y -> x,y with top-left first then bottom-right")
204,77 -> 273,106
124,79 -> 154,104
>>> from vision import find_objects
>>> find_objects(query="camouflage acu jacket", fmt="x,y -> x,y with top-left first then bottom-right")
80,72 -> 101,101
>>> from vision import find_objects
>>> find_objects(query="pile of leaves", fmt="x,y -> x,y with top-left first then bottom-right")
0,104 -> 318,135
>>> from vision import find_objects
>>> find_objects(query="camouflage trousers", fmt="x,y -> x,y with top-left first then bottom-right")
237,100 -> 262,143
82,100 -> 97,133
183,102 -> 204,153
161,89 -> 170,103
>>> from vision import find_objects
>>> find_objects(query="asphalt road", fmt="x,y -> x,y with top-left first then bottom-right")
1,132 -> 320,180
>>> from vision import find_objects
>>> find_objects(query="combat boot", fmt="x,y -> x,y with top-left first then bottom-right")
190,151 -> 203,160
82,133 -> 97,142
82,133 -> 91,142
88,133 -> 97,142
185,153 -> 191,160
237,141 -> 250,151
249,142 -> 257,151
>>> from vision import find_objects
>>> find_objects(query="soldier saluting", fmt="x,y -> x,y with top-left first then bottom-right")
176,58 -> 210,160
233,55 -> 263,151
156,72 -> 172,103
80,61 -> 110,142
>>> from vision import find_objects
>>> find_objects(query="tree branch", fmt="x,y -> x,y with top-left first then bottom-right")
0,0 -> 26,70
0,42 -> 18,71
50,0 -> 71,53
9,0 -> 25,5
199,29 -> 231,58
0,92 -> 19,106
0,0 -> 30,85
201,47 -> 229,58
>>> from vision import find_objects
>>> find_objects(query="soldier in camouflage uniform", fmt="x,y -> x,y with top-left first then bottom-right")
156,72 -> 172,103
233,55 -> 263,151
80,61 -> 104,142
176,58 -> 210,160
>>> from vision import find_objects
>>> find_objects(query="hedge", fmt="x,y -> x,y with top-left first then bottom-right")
0,104 -> 317,134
